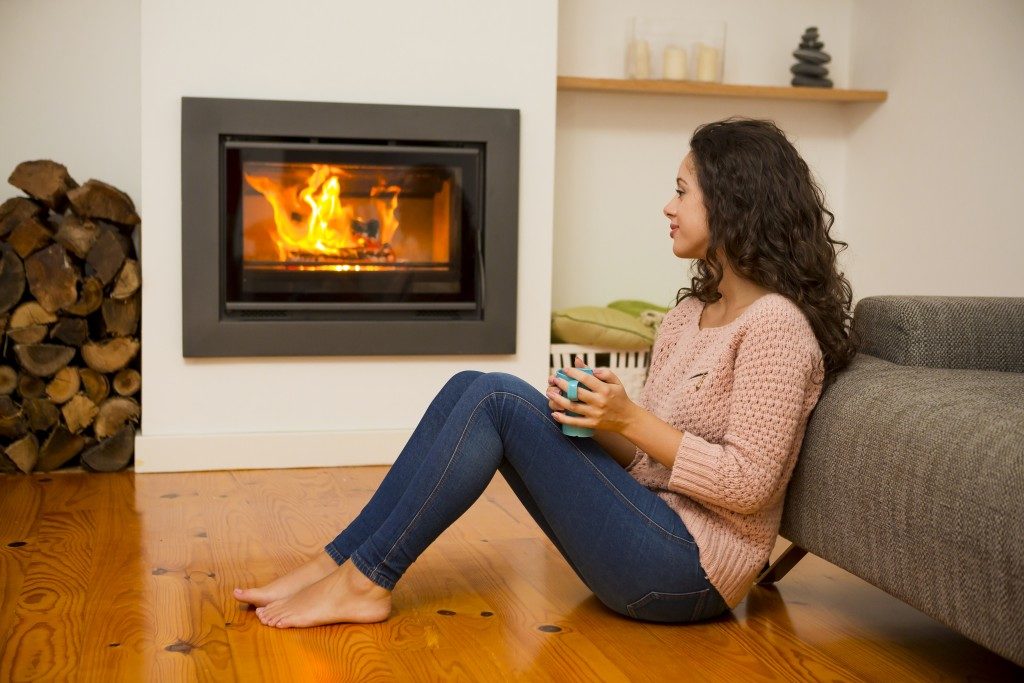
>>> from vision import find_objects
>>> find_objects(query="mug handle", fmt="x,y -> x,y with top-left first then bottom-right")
566,379 -> 580,402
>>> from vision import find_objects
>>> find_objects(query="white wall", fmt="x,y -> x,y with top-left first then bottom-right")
844,0 -> 1024,298
554,0 -> 855,310
0,0 -> 140,204
135,0 -> 557,470
554,0 -> 1024,310
4,0 -> 1022,471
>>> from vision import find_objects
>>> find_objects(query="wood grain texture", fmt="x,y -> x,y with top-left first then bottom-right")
557,75 -> 888,102
1,466 -> 1020,682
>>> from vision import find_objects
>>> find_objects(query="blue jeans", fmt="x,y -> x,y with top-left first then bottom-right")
325,371 -> 728,623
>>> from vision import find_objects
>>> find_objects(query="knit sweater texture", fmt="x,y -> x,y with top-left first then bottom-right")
627,292 -> 825,608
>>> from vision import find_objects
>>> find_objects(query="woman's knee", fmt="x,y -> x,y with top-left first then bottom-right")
469,372 -> 536,396
442,370 -> 485,395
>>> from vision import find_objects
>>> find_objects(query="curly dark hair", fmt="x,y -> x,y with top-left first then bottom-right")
677,117 -> 858,385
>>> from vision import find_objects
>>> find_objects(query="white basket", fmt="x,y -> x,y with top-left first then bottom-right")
549,343 -> 652,401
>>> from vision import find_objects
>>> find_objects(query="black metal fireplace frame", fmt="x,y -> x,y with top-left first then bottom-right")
181,97 -> 519,357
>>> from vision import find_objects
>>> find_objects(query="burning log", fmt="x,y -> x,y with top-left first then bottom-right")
1,161 -> 142,473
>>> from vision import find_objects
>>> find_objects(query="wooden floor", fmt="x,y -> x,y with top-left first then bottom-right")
1,467 -> 1020,682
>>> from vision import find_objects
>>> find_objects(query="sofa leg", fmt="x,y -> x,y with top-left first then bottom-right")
756,543 -> 808,585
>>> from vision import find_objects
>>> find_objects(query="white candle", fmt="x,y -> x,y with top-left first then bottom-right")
696,44 -> 720,82
663,46 -> 687,80
628,40 -> 651,79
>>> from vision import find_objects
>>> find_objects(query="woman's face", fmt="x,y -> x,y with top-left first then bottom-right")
663,152 -> 710,260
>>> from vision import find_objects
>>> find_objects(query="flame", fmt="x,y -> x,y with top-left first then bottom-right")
243,164 -> 401,261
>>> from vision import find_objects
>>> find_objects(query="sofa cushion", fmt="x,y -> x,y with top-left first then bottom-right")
854,296 -> 1024,372
781,353 -> 1024,663
551,306 -> 655,349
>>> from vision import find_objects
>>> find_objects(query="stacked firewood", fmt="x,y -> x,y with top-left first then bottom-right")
0,160 -> 141,474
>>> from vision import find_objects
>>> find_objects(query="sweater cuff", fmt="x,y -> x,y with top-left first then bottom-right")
669,430 -> 723,497
625,447 -> 644,472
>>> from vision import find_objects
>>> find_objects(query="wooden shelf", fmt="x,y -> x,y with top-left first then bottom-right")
557,76 -> 887,103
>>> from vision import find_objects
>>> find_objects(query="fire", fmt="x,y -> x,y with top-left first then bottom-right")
244,164 -> 401,261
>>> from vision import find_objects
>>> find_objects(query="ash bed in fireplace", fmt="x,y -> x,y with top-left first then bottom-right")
181,97 -> 519,357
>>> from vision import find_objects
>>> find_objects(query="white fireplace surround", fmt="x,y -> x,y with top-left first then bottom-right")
135,0 -> 557,471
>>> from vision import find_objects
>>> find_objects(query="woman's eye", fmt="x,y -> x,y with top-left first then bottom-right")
674,189 -> 685,198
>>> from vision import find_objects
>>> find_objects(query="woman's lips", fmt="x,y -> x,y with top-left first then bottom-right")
669,224 -> 679,236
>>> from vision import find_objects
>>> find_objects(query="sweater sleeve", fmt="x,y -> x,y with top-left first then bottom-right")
666,315 -> 821,514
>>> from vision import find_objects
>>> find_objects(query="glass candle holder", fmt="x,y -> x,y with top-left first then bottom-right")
626,17 -> 726,82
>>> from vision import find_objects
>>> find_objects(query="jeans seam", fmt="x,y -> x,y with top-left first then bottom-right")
323,543 -> 346,566
366,391 -> 497,583
626,588 -> 709,620
350,550 -> 396,591
509,393 -> 696,547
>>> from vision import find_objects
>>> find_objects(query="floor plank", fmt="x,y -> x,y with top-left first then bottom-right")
0,466 -> 1020,682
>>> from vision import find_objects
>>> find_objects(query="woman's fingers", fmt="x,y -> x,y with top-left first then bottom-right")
562,366 -> 604,393
546,387 -> 595,416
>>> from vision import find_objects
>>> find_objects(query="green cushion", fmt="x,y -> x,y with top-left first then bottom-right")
551,306 -> 655,349
607,299 -> 672,318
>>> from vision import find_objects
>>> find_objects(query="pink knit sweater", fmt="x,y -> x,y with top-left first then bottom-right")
627,292 -> 824,608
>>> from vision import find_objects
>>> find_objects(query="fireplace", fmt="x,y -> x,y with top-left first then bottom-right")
181,97 -> 519,356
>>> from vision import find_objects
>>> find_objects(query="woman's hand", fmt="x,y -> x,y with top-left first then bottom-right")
546,355 -> 639,434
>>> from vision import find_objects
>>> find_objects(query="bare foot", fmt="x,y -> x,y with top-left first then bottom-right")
255,561 -> 392,628
233,552 -> 339,607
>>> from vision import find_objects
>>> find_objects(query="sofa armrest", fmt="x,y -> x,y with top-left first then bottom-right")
853,295 -> 1024,372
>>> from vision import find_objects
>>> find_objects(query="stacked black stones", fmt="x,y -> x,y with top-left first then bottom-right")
791,26 -> 832,88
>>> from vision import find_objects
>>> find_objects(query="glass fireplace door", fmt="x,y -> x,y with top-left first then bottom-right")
222,139 -> 483,319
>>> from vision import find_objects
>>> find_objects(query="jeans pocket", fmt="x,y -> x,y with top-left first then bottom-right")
626,588 -> 714,623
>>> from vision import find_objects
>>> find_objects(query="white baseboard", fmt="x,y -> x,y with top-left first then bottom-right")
133,429 -> 413,473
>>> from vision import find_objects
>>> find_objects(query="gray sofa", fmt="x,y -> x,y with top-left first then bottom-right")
762,296 -> 1024,666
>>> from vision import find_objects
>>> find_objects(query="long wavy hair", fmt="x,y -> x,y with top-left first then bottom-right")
677,117 -> 857,385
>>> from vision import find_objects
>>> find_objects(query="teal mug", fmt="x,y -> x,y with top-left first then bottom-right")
555,367 -> 594,437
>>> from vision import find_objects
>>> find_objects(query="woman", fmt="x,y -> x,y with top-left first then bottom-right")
235,117 -> 857,628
